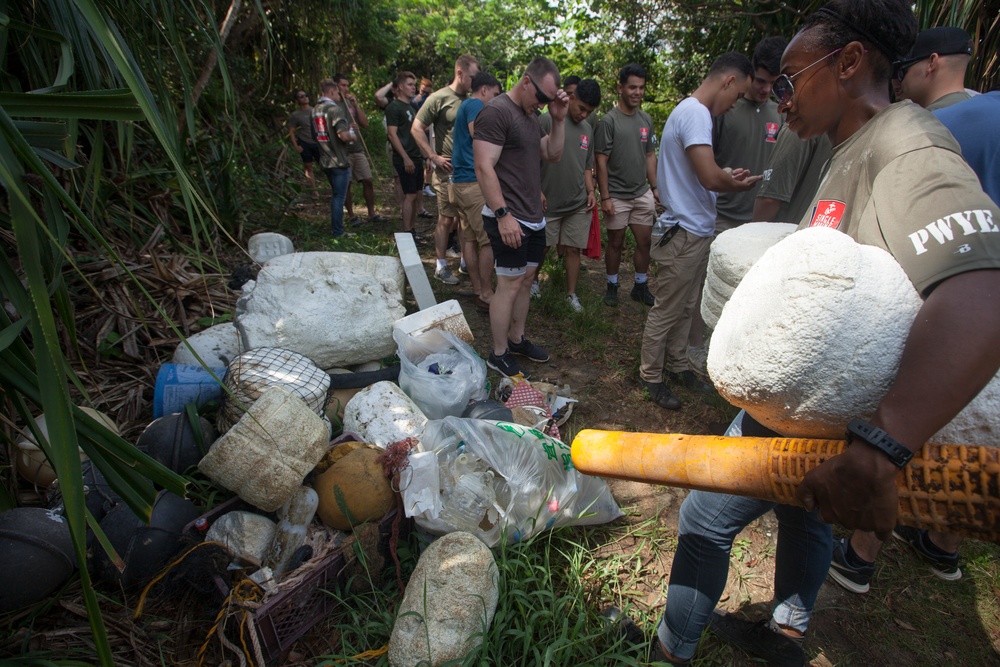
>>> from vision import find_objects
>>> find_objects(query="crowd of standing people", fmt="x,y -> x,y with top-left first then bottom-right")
287,1 -> 999,663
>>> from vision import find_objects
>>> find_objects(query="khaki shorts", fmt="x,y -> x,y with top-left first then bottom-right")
450,181 -> 489,247
545,206 -> 591,248
605,189 -> 656,231
348,152 -> 372,182
431,170 -> 458,217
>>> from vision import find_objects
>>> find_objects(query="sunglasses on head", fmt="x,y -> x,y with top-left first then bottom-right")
771,47 -> 844,106
527,75 -> 552,105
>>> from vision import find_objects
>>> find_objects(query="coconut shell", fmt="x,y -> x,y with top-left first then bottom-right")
314,448 -> 394,531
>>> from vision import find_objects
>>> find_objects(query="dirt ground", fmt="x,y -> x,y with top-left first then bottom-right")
388,194 -> 1000,667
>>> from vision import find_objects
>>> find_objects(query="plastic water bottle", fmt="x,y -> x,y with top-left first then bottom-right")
439,471 -> 499,533
263,486 -> 318,576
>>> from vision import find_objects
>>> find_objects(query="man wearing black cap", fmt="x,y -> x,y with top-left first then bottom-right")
894,26 -> 974,111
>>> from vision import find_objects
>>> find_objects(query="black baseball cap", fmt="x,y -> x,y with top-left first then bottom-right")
895,27 -> 973,68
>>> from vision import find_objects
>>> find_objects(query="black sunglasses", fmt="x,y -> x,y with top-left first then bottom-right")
527,75 -> 552,105
771,48 -> 844,106
296,93 -> 308,98
892,59 -> 921,82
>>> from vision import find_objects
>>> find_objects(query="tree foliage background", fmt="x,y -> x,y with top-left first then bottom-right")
0,0 -> 997,663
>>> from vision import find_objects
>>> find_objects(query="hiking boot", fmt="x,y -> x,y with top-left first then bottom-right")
666,370 -> 713,393
487,350 -> 526,379
604,281 -> 619,306
643,380 -> 681,410
567,294 -> 583,312
892,526 -> 962,581
530,281 -> 541,299
708,611 -> 805,667
828,536 -> 875,593
434,266 -> 459,285
508,336 -> 549,362
631,281 -> 655,306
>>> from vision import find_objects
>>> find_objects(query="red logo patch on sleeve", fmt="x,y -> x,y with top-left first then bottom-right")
580,134 -> 589,150
765,122 -> 779,143
640,127 -> 649,143
809,200 -> 846,229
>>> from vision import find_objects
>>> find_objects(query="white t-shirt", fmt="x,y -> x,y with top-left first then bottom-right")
655,96 -> 716,238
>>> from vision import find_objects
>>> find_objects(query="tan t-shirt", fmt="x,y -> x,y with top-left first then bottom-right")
799,101 -> 1000,295
415,86 -> 465,158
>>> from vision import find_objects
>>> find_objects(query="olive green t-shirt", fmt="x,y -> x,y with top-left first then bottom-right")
415,86 -> 465,158
714,97 -> 782,222
799,101 -> 1000,295
925,90 -> 974,112
385,99 -> 421,159
288,108 -> 314,144
757,126 -> 832,224
539,112 -> 594,216
594,106 -> 654,200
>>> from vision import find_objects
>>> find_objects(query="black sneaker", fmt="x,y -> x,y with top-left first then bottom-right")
643,380 -> 681,410
604,281 -> 619,306
508,336 -> 549,362
487,350 -> 526,378
892,526 -> 962,581
708,611 -> 805,667
600,607 -> 687,665
666,370 -> 713,393
631,281 -> 655,306
828,536 -> 875,594
457,264 -> 470,276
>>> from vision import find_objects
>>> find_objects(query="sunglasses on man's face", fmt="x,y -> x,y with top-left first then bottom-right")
892,59 -> 920,82
296,93 -> 307,99
527,75 -> 552,105
770,47 -> 844,106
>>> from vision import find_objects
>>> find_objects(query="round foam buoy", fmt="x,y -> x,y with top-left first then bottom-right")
314,448 -> 394,531
0,507 -> 76,614
137,413 -> 218,478
48,459 -> 120,523
94,490 -> 199,589
461,399 -> 513,422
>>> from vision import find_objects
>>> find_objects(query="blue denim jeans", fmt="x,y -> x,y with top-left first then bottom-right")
657,490 -> 832,659
325,166 -> 351,236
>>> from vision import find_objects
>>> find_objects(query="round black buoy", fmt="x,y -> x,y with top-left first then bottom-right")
0,507 -> 77,614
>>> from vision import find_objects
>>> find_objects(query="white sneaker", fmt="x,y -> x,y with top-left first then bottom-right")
567,294 -> 583,312
530,281 -> 541,299
423,185 -> 435,197
434,266 -> 459,285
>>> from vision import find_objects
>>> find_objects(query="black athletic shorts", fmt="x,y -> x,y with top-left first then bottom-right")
484,214 -> 546,275
393,156 -> 425,194
299,141 -> 320,164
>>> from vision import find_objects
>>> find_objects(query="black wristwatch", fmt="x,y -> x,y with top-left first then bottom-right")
493,206 -> 509,219
845,419 -> 914,469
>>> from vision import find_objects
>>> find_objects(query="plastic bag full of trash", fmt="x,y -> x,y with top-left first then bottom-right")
400,416 -> 623,547
393,328 -> 488,420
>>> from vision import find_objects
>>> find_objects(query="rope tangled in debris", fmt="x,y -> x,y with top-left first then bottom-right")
377,437 -> 418,595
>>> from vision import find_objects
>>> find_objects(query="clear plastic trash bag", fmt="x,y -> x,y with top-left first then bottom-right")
401,416 -> 623,547
393,328 -> 488,420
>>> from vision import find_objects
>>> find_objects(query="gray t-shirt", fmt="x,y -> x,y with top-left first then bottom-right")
713,97 -> 781,222
757,127 -> 832,224
799,102 -> 1000,295
594,106 -> 654,200
415,86 -> 465,158
474,93 -> 546,224
540,112 -> 593,216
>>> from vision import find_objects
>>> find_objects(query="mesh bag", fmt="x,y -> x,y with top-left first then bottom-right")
217,348 -> 330,433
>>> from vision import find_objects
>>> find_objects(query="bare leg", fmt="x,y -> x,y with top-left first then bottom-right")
605,228 -> 627,277
478,244 -> 495,302
362,179 -> 376,217
463,238 -> 482,295
401,193 -> 417,232
631,223 -> 652,274
563,245 -> 581,295
507,266 -> 537,343
303,164 -> 316,191
393,177 -> 403,211
434,215 -> 457,261
491,272 -> 527,355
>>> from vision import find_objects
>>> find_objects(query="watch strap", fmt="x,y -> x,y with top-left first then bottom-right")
845,419 -> 914,469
